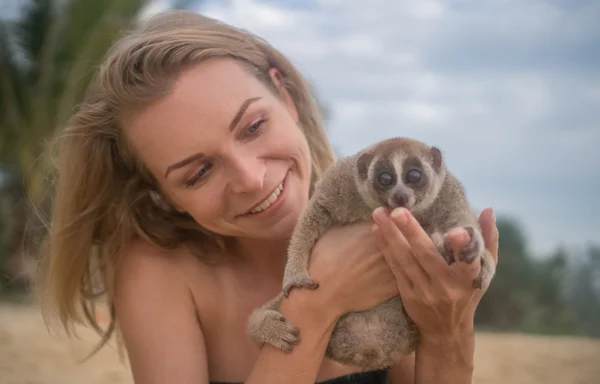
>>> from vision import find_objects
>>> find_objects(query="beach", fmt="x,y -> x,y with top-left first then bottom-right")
1,303 -> 599,384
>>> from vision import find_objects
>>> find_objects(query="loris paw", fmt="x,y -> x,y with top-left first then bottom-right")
248,309 -> 300,353
437,226 -> 485,266
282,274 -> 319,297
437,226 -> 490,289
457,225 -> 485,265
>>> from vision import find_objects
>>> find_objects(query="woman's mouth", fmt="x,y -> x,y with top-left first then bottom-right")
242,171 -> 290,217
248,181 -> 284,214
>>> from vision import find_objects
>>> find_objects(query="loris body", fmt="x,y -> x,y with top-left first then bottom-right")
247,137 -> 496,370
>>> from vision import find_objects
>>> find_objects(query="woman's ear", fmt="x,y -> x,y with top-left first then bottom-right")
268,67 -> 299,123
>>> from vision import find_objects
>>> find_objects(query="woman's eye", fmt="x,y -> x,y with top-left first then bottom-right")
246,118 -> 266,135
197,165 -> 210,178
185,163 -> 213,187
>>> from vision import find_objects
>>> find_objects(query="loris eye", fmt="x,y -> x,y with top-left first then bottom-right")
378,172 -> 394,186
406,169 -> 422,183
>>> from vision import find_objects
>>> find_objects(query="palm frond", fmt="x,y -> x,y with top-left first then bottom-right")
0,20 -> 26,165
56,0 -> 149,127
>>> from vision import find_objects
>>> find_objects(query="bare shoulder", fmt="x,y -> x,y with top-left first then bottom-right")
115,239 -> 217,294
113,239 -> 211,384
117,239 -> 191,282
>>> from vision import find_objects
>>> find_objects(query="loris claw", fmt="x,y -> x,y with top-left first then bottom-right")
282,274 -> 319,297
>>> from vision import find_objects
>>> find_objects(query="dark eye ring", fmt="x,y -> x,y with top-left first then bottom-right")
406,169 -> 422,183
378,172 -> 394,186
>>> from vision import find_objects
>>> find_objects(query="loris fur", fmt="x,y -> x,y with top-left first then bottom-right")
246,137 -> 496,370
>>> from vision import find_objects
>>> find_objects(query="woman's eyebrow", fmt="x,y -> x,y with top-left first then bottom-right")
228,96 -> 262,132
165,152 -> 205,178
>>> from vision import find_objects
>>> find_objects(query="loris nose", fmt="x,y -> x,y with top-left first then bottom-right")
392,191 -> 409,207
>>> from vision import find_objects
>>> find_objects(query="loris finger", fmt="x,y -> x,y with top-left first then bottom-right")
445,227 -> 481,283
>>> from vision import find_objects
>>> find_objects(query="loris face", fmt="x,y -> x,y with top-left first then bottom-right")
355,138 -> 445,213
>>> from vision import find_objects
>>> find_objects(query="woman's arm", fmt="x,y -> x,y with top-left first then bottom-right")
248,219 -> 404,383
246,288 -> 339,383
388,353 -> 415,384
373,207 -> 499,384
413,327 -> 475,384
388,330 -> 475,384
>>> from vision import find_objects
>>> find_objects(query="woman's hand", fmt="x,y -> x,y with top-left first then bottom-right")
307,220 -> 399,320
371,206 -> 499,341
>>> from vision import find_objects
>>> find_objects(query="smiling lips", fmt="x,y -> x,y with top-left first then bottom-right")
247,181 -> 284,214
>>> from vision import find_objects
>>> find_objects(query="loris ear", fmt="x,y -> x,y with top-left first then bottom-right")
430,146 -> 443,172
356,152 -> 374,180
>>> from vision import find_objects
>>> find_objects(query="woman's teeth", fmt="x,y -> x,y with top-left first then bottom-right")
249,182 -> 284,214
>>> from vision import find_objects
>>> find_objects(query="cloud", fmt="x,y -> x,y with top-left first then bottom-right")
196,0 -> 599,255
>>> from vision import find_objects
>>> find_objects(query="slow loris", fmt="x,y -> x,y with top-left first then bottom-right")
246,137 -> 496,370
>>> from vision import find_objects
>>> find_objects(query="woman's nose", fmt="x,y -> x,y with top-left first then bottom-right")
228,157 -> 265,194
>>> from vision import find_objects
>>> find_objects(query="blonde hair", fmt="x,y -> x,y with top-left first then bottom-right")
37,10 -> 335,355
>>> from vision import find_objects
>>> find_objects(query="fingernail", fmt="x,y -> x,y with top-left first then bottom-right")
390,207 -> 408,225
373,207 -> 386,222
490,208 -> 496,223
372,223 -> 379,233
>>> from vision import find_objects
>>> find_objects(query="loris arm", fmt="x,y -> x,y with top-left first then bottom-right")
281,199 -> 334,297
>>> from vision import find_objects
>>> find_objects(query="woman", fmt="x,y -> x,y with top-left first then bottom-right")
38,10 -> 499,384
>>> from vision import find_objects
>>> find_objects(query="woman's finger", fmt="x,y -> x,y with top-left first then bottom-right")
479,208 -> 499,266
389,207 -> 449,275
372,223 -> 414,297
372,207 -> 430,290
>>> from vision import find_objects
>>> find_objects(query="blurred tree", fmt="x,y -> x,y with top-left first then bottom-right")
566,245 -> 600,337
475,215 -> 538,329
0,0 -> 151,288
523,245 -> 579,335
475,214 -> 599,338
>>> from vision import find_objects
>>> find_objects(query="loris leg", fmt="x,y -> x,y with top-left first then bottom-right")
247,293 -> 301,353
437,225 -> 495,288
282,201 -> 333,297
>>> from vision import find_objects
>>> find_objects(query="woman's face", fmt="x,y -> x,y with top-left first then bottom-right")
126,58 -> 313,241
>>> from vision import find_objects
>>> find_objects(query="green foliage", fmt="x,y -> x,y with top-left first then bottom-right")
1,0 -> 149,200
475,215 -> 600,338
475,216 -> 537,329
564,245 -> 600,337
0,0 -> 150,291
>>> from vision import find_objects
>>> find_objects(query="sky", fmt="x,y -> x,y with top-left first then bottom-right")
143,0 -> 598,256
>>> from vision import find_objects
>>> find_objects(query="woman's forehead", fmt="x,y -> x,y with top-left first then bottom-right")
123,59 -> 275,171
130,59 -> 272,128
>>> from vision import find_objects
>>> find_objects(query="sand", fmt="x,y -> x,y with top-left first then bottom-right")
1,303 -> 599,384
